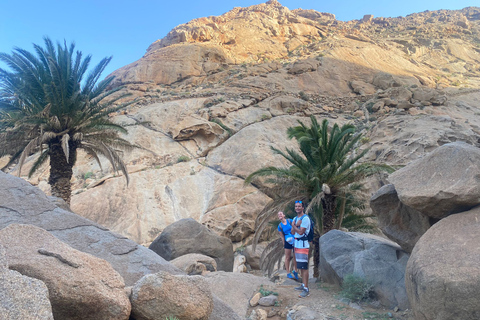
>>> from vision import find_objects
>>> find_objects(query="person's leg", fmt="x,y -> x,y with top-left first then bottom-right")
284,248 -> 292,274
301,268 -> 309,289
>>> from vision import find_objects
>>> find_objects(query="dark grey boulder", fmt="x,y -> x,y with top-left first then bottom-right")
149,218 -> 234,271
370,184 -> 431,253
320,230 -> 409,310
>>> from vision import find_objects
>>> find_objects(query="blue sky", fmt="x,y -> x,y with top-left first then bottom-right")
1,0 -> 478,77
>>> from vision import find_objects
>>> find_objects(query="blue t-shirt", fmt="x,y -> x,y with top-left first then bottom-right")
278,219 -> 293,243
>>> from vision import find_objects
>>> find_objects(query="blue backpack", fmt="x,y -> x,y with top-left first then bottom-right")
294,214 -> 315,242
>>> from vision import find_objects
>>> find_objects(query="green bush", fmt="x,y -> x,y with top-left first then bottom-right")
340,274 -> 374,302
83,172 -> 94,179
177,155 -> 190,163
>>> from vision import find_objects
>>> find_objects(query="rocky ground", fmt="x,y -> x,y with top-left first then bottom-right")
247,273 -> 413,320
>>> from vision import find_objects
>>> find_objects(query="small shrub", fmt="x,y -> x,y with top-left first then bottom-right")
259,285 -> 278,297
177,155 -> 190,163
340,274 -> 374,302
261,114 -> 270,121
83,172 -> 94,179
299,91 -> 310,101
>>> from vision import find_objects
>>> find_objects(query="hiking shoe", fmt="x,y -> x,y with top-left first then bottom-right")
287,273 -> 294,279
294,284 -> 305,291
292,270 -> 299,281
299,288 -> 310,298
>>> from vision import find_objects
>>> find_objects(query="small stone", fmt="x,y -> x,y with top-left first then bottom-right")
250,292 -> 261,307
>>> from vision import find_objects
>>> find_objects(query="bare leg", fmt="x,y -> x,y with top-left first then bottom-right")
284,248 -> 292,273
292,249 -> 297,273
301,268 -> 309,289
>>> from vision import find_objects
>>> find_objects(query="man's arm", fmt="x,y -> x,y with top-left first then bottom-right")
291,222 -> 306,235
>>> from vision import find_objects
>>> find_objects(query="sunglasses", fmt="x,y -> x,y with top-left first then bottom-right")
295,200 -> 302,204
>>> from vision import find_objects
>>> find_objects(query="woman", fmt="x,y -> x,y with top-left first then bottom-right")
277,211 -> 298,280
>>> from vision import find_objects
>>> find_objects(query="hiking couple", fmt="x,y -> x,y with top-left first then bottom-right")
277,200 -> 311,298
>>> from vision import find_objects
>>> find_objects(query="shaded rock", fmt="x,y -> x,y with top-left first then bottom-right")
0,224 -> 130,320
320,230 -> 409,309
131,271 -> 213,320
388,141 -> 480,218
243,243 -> 267,270
258,294 -> 278,306
412,88 -> 447,105
405,206 -> 480,320
370,184 -> 431,252
209,295 -> 242,320
373,72 -> 402,89
288,58 -> 321,74
0,171 -> 182,286
170,253 -> 217,275
0,246 -> 53,320
350,80 -> 376,95
203,271 -> 271,317
149,218 -> 234,271
382,86 -> 413,101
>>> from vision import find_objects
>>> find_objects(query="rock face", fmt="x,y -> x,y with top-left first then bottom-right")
11,2 -> 480,257
149,218 -> 234,271
131,271 -> 213,320
320,230 -> 409,310
0,224 -> 130,320
370,184 -> 432,253
0,171 -> 182,286
388,142 -> 480,218
0,246 -> 54,320
405,206 -> 480,320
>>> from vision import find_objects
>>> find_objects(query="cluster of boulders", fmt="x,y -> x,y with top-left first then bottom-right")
369,141 -> 480,320
0,171 -> 267,320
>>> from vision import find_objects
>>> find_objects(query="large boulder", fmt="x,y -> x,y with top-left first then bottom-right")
0,171 -> 182,286
0,246 -> 53,320
130,271 -> 213,320
405,206 -> 480,320
0,224 -> 130,320
388,142 -> 480,218
320,230 -> 409,310
370,184 -> 432,253
149,218 -> 234,271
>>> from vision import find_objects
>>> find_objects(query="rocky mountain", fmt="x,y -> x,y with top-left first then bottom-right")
11,1 -> 480,246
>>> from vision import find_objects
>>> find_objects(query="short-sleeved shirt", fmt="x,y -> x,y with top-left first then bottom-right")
293,214 -> 311,249
277,219 -> 293,242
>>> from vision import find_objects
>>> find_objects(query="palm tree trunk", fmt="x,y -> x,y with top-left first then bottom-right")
312,235 -> 320,278
322,193 -> 337,233
335,193 -> 347,229
48,140 -> 76,204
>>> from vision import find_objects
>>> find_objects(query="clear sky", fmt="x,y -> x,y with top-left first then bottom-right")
1,0 -> 478,78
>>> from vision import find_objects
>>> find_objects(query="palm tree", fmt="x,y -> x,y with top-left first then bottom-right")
0,37 -> 136,204
245,116 -> 393,277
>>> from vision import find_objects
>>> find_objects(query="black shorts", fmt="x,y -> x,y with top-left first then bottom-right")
284,241 -> 293,249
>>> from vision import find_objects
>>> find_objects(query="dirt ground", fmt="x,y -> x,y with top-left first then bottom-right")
246,273 -> 414,320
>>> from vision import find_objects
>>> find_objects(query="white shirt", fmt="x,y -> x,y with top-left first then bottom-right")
293,214 -> 310,249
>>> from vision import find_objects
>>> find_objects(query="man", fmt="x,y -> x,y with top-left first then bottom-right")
290,200 -> 311,298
